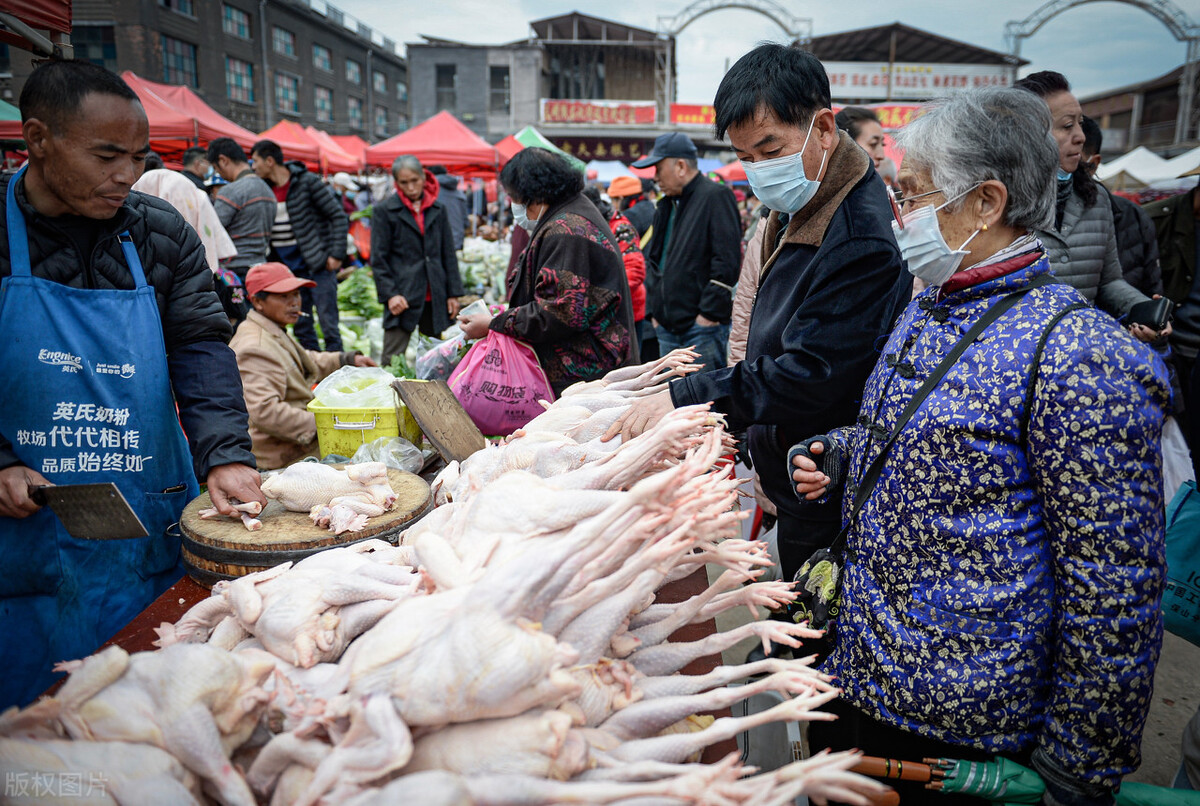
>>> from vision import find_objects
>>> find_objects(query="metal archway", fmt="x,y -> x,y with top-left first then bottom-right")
653,0 -> 814,123
1006,0 -> 1200,145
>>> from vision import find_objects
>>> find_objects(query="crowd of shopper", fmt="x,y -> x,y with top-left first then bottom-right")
2,52 -> 1197,802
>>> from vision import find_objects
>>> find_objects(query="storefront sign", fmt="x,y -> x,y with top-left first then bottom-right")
823,62 -> 1011,101
550,138 -> 656,163
541,99 -> 657,125
670,104 -> 715,126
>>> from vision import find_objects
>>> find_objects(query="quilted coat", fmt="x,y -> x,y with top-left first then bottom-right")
823,251 -> 1169,788
1037,183 -> 1148,316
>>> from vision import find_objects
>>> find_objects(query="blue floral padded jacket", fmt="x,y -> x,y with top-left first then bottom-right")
822,252 -> 1170,788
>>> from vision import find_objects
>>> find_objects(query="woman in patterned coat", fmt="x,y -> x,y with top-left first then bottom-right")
458,148 -> 637,395
791,88 -> 1171,806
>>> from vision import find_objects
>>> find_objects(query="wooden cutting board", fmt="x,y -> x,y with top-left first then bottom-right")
179,465 -> 431,586
393,379 -> 486,463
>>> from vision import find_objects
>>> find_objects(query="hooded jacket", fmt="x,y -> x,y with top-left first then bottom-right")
0,173 -> 255,479
370,170 -> 464,336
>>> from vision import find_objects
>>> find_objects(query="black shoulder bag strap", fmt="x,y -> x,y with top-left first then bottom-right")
827,273 -> 1054,557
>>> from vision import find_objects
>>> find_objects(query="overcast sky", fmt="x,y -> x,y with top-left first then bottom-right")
336,0 -> 1200,103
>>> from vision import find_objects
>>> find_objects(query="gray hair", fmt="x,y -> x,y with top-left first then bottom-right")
391,154 -> 422,177
895,88 -> 1059,231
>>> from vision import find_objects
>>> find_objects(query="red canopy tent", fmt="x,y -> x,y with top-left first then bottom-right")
714,162 -> 746,182
257,120 -> 322,170
365,111 -> 501,177
305,126 -> 364,172
0,0 -> 70,52
330,134 -> 369,163
495,134 -> 523,164
122,73 -> 258,150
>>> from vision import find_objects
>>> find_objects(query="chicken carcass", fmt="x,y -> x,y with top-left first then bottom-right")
0,737 -> 202,805
14,644 -> 274,806
261,462 -> 396,514
199,500 -> 264,531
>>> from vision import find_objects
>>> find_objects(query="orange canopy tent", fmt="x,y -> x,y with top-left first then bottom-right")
256,120 -> 323,170
304,126 -> 363,172
365,111 -> 501,177
123,72 -> 258,149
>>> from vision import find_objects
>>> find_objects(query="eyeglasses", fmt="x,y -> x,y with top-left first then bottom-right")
894,187 -> 947,209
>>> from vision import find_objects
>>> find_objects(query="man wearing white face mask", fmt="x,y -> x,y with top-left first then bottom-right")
605,45 -> 911,625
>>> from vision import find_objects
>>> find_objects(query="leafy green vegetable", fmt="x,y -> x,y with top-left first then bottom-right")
385,353 -> 415,379
338,267 -> 385,319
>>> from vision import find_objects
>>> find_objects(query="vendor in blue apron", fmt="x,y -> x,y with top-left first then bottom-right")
0,61 -> 264,709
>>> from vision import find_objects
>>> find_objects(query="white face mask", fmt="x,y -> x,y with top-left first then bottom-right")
511,202 -> 539,233
740,115 -> 828,214
891,185 -> 981,288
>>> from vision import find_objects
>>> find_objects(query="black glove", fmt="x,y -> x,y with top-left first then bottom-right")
786,435 -> 843,505
1034,749 -> 1115,806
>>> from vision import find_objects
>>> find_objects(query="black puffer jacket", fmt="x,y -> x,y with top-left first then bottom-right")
278,162 -> 348,274
0,173 -> 255,479
1105,184 -> 1163,297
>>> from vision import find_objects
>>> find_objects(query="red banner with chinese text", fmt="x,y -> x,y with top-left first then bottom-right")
541,99 -> 657,126
670,104 -> 715,126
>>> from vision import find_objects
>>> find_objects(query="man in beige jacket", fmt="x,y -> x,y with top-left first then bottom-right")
231,262 -> 376,469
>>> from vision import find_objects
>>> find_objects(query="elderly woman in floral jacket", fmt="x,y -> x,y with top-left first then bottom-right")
458,148 -> 637,395
792,88 -> 1170,806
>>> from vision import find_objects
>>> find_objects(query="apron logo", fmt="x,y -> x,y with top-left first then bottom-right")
95,362 -> 136,378
37,349 -> 83,373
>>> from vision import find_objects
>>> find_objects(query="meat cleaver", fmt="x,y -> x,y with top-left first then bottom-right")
30,483 -> 149,540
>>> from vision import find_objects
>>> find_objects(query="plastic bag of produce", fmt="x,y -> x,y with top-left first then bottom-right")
350,436 -> 424,473
415,331 -> 470,381
313,366 -> 396,408
448,332 -> 554,436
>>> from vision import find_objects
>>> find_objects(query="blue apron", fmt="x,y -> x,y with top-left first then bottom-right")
0,168 -> 199,708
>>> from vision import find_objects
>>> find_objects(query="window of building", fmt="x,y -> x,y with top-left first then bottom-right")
312,43 -> 332,72
348,96 -> 363,130
72,25 -> 117,70
272,26 -> 295,57
275,72 -> 299,114
161,35 -> 198,87
315,87 -> 333,122
373,71 -> 386,93
489,65 -> 510,115
346,58 -> 362,85
374,106 -> 388,136
158,0 -> 194,15
435,64 -> 456,112
222,4 -> 250,39
226,56 -> 254,103
396,80 -> 407,104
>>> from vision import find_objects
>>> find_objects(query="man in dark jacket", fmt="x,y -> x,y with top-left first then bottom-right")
251,139 -> 348,351
636,132 -> 741,371
372,155 -> 464,366
1080,118 -> 1163,296
0,60 -> 261,707
607,44 -> 910,600
429,165 -> 468,251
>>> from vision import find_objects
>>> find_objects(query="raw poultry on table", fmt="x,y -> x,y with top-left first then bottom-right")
0,350 -> 894,806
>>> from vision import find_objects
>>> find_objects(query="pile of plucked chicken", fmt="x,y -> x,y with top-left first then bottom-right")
0,350 -> 890,806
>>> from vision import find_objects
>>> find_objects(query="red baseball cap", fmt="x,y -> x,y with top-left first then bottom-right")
245,262 -> 316,297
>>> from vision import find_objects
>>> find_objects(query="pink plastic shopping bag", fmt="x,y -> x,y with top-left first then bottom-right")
448,332 -> 555,436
